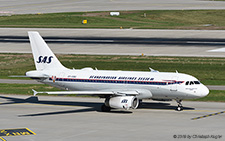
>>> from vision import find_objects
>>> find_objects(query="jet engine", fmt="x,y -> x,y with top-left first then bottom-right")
105,96 -> 139,110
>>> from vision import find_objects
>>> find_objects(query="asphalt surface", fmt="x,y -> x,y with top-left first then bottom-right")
207,85 -> 225,91
0,95 -> 224,141
2,35 -> 225,47
1,0 -> 225,14
1,28 -> 225,57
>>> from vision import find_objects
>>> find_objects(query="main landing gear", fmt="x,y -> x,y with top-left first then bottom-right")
101,104 -> 111,112
176,99 -> 183,111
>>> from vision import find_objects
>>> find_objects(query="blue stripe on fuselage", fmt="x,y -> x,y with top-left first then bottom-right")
49,78 -> 184,85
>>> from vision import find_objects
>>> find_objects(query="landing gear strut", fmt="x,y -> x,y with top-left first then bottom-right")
175,99 -> 183,111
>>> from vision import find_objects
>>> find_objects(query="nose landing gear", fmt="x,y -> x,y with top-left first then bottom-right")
176,99 -> 183,111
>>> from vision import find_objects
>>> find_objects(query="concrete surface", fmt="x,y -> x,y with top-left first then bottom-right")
1,0 -> 225,14
1,28 -> 225,57
0,95 -> 224,141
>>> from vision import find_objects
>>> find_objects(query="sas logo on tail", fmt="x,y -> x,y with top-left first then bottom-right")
37,56 -> 53,64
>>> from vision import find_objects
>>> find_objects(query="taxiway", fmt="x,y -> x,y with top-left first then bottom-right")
1,0 -> 225,14
0,94 -> 224,141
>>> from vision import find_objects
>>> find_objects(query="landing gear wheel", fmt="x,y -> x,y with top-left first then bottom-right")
101,104 -> 111,112
176,105 -> 183,111
175,99 -> 183,111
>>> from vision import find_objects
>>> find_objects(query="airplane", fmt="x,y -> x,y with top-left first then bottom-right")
25,31 -> 209,112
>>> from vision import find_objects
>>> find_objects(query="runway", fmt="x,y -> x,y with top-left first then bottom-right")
0,94 -> 224,141
2,35 -> 225,47
1,28 -> 225,57
1,0 -> 225,14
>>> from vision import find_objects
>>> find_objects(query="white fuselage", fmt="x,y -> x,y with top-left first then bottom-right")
38,67 -> 209,100
26,31 -> 210,111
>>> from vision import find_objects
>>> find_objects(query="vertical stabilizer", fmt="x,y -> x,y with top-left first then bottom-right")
28,31 -> 66,71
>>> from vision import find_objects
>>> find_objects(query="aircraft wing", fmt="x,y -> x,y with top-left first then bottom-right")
32,89 -> 139,96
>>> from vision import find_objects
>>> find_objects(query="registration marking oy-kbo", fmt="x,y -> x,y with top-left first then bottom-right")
192,111 -> 225,120
0,128 -> 36,137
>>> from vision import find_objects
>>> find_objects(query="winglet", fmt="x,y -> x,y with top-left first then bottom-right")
32,89 -> 38,96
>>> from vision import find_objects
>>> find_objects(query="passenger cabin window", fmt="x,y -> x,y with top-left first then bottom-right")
185,81 -> 200,85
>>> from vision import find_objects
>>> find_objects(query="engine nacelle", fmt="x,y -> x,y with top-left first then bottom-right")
106,96 -> 139,110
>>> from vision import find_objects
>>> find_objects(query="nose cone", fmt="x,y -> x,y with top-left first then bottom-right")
200,85 -> 209,97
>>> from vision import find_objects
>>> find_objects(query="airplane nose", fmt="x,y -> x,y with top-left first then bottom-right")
201,85 -> 209,97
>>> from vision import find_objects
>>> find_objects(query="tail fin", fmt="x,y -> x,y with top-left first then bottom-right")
28,31 -> 66,71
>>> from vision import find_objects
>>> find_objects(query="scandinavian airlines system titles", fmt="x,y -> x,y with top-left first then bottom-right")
89,75 -> 154,81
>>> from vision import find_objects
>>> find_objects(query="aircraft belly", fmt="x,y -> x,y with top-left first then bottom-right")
151,89 -> 189,99
148,85 -> 188,99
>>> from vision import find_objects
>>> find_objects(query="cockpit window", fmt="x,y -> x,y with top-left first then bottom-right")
185,81 -> 200,85
190,81 -> 194,85
185,81 -> 189,85
194,81 -> 200,84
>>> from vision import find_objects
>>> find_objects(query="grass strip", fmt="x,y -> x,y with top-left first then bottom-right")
0,83 -> 58,95
1,10 -> 225,29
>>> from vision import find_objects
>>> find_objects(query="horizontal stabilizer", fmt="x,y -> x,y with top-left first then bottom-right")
9,75 -> 29,78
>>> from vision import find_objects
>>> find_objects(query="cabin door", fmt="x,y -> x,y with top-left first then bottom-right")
170,76 -> 178,91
